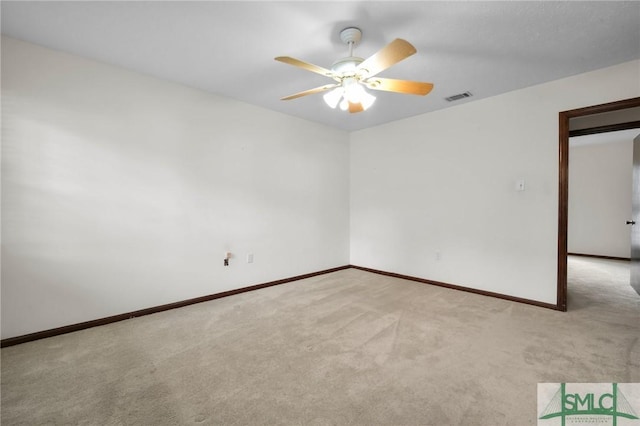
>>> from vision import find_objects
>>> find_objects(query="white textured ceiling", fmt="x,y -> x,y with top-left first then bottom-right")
2,1 -> 639,131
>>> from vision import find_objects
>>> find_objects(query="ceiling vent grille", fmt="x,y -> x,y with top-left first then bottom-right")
445,91 -> 473,102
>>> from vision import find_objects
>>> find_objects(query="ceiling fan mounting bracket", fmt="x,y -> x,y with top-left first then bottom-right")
334,28 -> 364,78
339,27 -> 362,46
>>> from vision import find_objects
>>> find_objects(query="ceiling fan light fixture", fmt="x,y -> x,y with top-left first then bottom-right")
342,77 -> 361,102
323,87 -> 344,108
342,79 -> 375,110
359,90 -> 376,110
325,79 -> 376,111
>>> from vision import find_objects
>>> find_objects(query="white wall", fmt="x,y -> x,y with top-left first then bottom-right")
2,35 -> 639,340
568,140 -> 633,258
1,37 -> 350,339
350,60 -> 640,304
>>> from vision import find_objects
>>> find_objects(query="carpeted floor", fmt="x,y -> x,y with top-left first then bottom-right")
1,256 -> 639,425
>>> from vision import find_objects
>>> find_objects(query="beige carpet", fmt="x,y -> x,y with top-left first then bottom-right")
2,257 -> 639,425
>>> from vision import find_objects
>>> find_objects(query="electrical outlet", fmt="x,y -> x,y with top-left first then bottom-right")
435,250 -> 442,261
247,253 -> 254,263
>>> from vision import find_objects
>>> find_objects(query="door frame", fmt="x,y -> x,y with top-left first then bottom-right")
557,97 -> 640,311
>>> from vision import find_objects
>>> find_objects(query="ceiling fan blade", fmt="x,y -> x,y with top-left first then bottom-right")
356,39 -> 417,78
281,84 -> 339,101
364,78 -> 434,96
275,56 -> 335,78
348,102 -> 364,113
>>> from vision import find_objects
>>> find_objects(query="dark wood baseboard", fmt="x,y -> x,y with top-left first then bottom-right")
0,265 -> 350,348
2,263 -> 563,348
568,252 -> 630,261
350,265 -> 560,311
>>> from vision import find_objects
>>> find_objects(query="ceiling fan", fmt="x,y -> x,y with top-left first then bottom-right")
275,27 -> 434,113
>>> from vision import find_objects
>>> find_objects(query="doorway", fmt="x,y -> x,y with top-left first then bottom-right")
557,97 -> 640,311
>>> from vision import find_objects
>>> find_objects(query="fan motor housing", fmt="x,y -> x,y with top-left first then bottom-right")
331,56 -> 364,75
